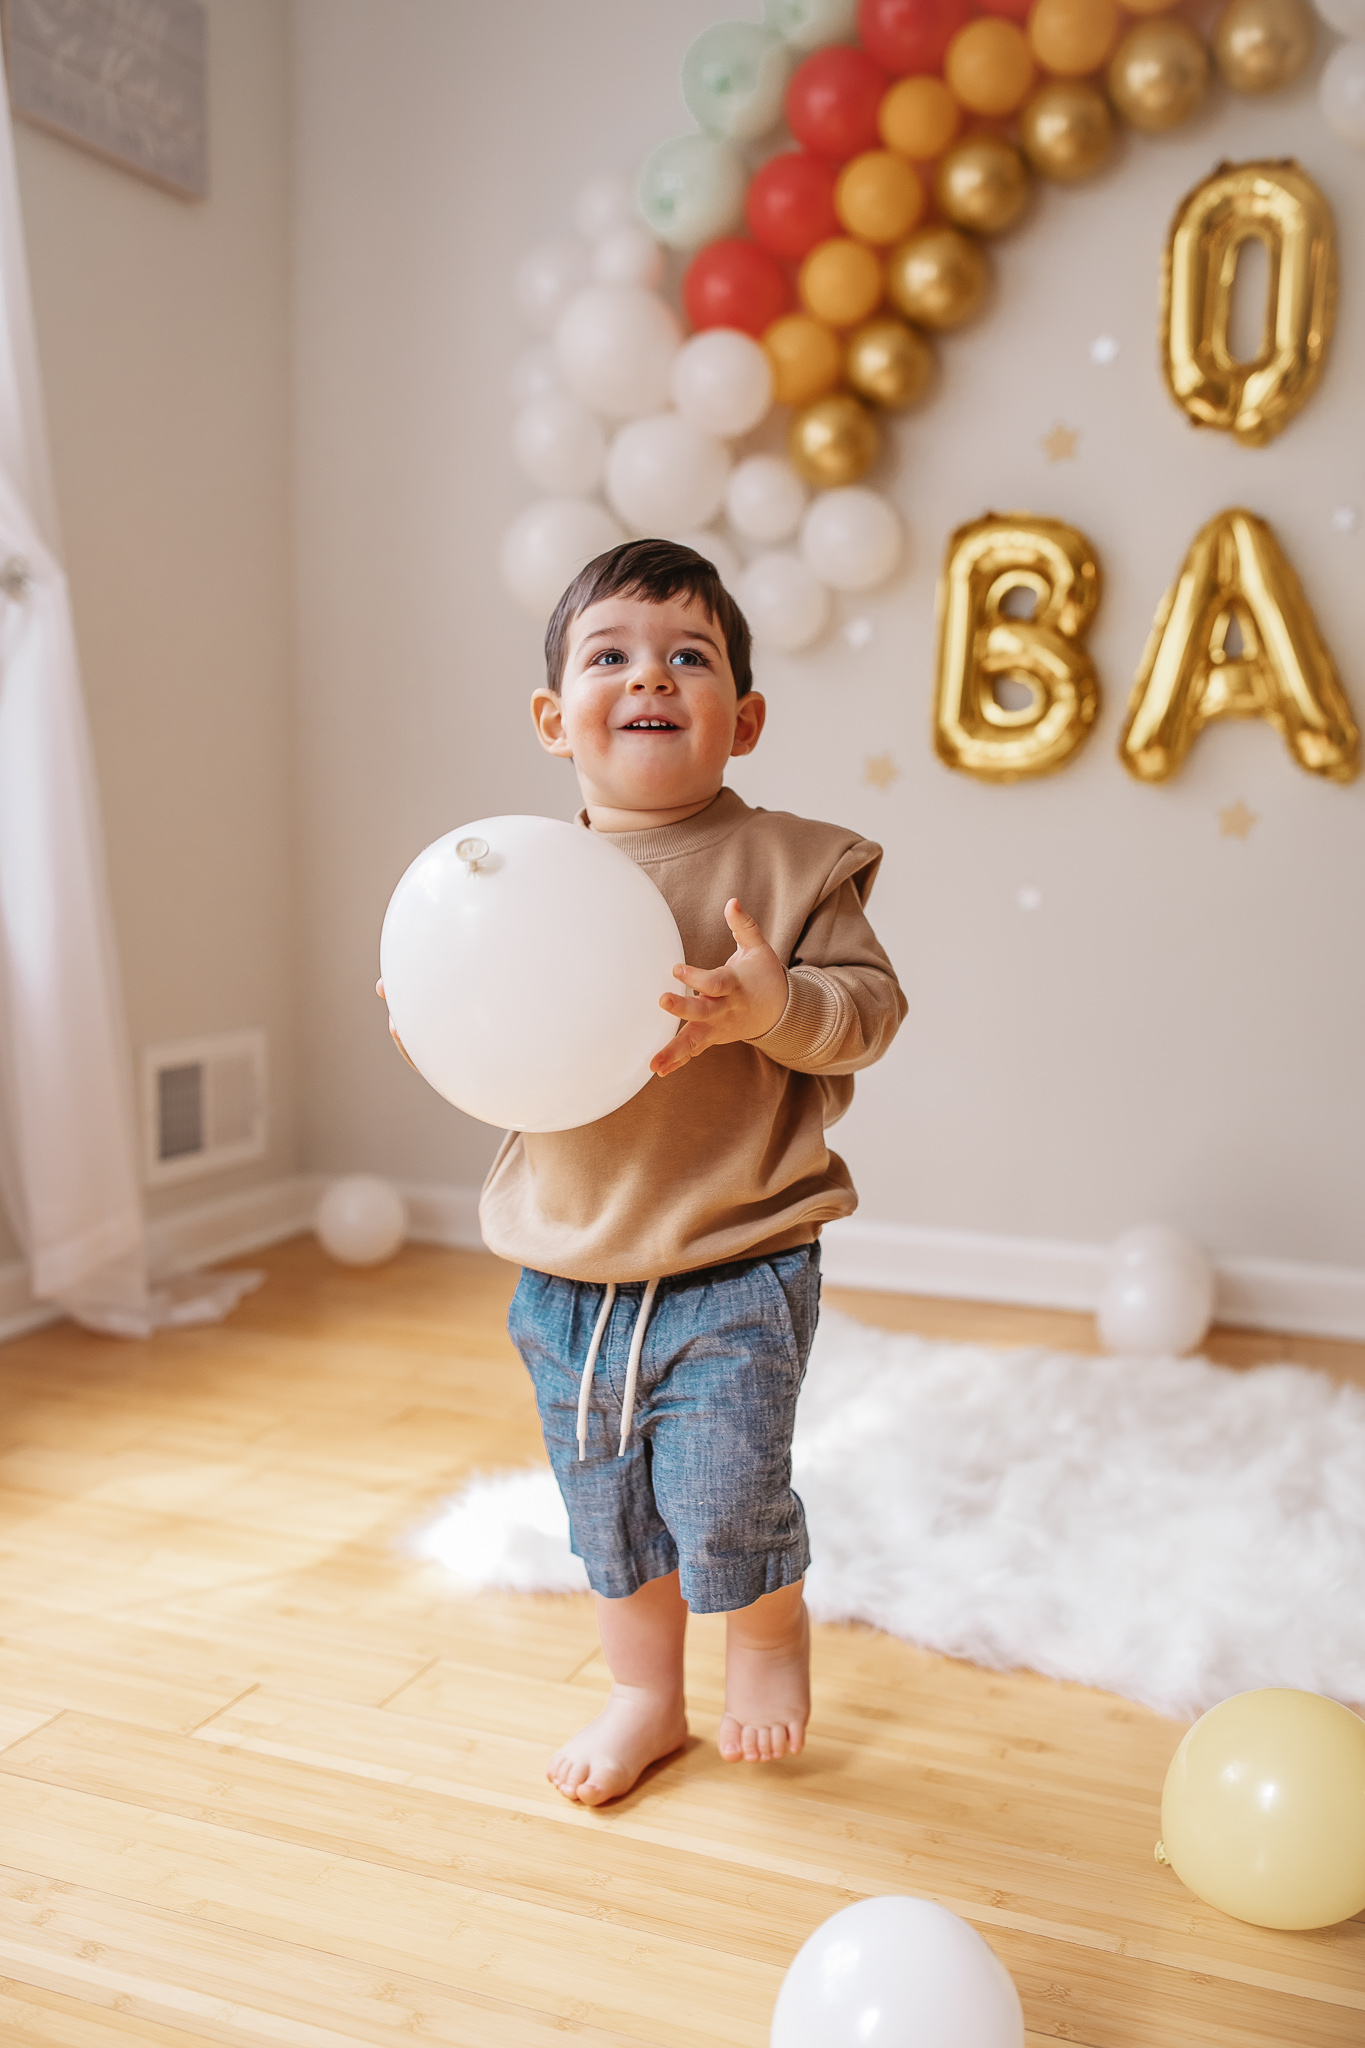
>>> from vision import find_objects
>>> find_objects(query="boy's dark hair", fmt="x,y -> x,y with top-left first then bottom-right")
543,538 -> 753,697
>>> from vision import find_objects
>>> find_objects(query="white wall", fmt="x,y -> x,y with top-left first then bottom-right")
293,3 -> 1364,1271
12,0 -> 299,1241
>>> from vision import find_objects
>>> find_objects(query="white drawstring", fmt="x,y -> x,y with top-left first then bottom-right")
576,1282 -> 616,1461
575,1277 -> 660,1461
617,1277 -> 659,1460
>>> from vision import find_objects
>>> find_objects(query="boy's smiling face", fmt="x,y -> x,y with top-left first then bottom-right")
532,591 -> 765,830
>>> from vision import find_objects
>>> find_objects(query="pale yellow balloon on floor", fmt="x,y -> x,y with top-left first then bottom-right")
1158,1689 -> 1365,1931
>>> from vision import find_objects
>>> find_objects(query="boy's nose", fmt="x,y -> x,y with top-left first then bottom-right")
629,666 -> 675,693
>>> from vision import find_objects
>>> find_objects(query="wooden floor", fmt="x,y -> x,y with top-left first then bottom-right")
0,1240 -> 1361,2048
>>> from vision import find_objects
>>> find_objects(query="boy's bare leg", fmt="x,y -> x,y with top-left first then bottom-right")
547,1570 -> 689,1805
719,1580 -> 810,1763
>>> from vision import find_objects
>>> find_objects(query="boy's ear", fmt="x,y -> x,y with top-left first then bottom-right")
531,688 -> 574,757
730,691 -> 766,759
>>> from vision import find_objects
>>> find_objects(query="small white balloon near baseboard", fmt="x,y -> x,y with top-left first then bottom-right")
1098,1224 -> 1215,1355
315,1175 -> 407,1267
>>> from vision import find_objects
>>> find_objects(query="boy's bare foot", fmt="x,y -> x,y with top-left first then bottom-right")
547,1683 -> 688,1806
720,1582 -> 810,1763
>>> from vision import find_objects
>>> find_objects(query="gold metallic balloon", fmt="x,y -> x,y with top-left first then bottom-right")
1214,0 -> 1315,92
788,393 -> 881,488
1018,80 -> 1114,184
1163,159 -> 1336,445
935,135 -> 1031,237
886,227 -> 990,332
935,514 -> 1101,781
845,315 -> 936,410
1120,508 -> 1359,783
1108,18 -> 1210,132
1158,1691 -> 1365,1930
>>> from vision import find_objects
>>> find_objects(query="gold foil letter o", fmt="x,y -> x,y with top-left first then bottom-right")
1162,158 -> 1337,447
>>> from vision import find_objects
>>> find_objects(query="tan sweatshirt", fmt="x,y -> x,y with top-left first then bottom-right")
479,787 -> 906,1283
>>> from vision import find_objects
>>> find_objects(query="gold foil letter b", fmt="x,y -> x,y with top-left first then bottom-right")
934,514 -> 1101,783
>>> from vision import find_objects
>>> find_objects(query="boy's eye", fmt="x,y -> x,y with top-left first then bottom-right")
670,648 -> 706,666
592,649 -> 627,665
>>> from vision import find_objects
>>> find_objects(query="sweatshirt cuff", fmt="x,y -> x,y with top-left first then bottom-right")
750,967 -> 848,1069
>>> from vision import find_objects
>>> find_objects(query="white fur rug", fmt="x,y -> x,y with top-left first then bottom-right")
413,1308 -> 1365,1721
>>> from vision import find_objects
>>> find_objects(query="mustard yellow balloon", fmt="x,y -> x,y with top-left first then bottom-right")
845,315 -> 936,409
1159,1690 -> 1365,1931
1108,18 -> 1209,130
1214,0 -> 1315,93
762,313 -> 843,407
1028,0 -> 1122,76
799,237 -> 885,328
878,75 -> 962,160
1019,79 -> 1114,181
835,151 -> 926,246
788,393 -> 880,487
886,226 -> 990,330
935,135 -> 1031,236
946,18 -> 1038,115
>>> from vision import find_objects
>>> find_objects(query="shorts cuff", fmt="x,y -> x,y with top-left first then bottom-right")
678,1541 -> 812,1616
579,1532 -> 679,1602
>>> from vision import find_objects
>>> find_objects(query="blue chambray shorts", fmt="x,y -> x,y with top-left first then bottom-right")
508,1244 -> 820,1614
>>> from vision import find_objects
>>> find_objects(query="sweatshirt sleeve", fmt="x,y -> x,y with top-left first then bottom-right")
749,854 -> 907,1076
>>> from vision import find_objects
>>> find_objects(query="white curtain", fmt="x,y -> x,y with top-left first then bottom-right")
0,45 -> 256,1337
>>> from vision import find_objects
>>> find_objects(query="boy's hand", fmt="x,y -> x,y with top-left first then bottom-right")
652,899 -> 788,1078
376,978 -> 418,1072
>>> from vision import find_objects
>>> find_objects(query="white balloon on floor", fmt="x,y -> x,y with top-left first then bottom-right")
800,487 -> 903,591
592,225 -> 666,289
316,1176 -> 408,1267
499,497 -> 627,618
606,412 -> 730,532
726,454 -> 807,543
555,283 -> 682,419
1098,1225 -> 1215,1355
771,1896 -> 1025,2048
379,816 -> 681,1133
515,239 -> 591,333
670,328 -> 774,438
737,549 -> 830,651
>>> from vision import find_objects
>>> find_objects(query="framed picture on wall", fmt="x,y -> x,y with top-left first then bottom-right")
0,0 -> 207,200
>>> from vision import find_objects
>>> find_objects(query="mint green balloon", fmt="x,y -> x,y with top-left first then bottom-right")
762,0 -> 859,51
638,134 -> 747,252
682,22 -> 790,141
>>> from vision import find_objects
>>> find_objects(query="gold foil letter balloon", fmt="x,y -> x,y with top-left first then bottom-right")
935,515 -> 1101,781
1163,160 -> 1336,447
1120,509 -> 1360,783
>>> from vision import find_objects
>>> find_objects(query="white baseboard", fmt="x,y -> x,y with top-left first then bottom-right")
397,1184 -> 1365,1342
4,1174 -> 1362,1345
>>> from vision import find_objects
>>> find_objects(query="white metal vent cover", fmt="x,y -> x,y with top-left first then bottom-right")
142,1029 -> 268,1186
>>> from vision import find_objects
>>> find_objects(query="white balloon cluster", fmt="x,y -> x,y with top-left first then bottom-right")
502,165 -> 903,648
1317,0 -> 1365,145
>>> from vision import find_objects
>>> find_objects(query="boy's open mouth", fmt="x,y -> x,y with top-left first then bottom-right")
622,718 -> 681,731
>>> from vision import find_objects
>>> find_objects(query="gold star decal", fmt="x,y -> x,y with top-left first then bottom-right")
864,753 -> 901,791
1218,800 -> 1257,839
1041,423 -> 1079,462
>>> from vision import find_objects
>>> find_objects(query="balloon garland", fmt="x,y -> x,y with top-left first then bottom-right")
502,0 -> 1364,654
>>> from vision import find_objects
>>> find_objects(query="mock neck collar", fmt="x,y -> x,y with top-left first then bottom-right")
574,786 -> 750,864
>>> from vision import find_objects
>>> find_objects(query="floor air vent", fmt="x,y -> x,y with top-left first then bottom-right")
142,1030 -> 268,1185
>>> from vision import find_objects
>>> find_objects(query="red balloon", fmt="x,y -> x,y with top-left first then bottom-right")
745,153 -> 840,261
858,0 -> 977,73
785,46 -> 888,161
682,239 -> 791,337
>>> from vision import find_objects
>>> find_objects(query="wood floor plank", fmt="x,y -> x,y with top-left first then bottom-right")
0,1238 -> 1358,2048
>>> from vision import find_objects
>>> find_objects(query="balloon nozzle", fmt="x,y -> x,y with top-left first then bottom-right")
1154,1840 -> 1169,1866
456,836 -> 490,874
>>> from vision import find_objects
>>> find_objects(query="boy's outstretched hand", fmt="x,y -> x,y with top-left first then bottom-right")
652,898 -> 788,1079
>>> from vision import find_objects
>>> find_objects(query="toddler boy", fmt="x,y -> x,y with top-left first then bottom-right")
483,539 -> 905,1803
